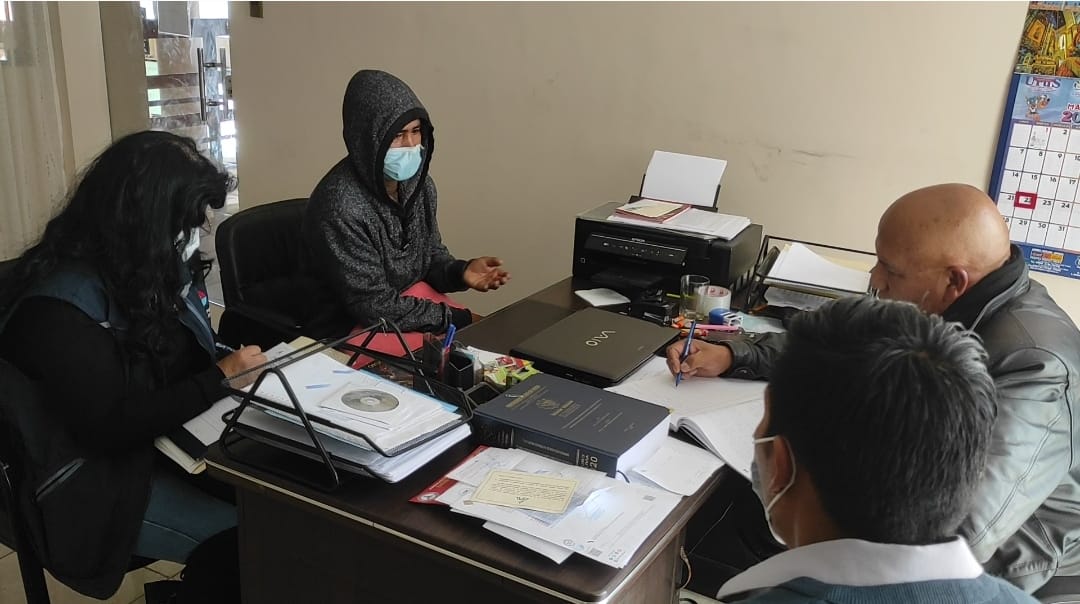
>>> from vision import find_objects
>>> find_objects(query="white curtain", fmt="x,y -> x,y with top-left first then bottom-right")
0,1 -> 70,261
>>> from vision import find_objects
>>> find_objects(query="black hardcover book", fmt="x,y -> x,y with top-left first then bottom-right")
472,373 -> 669,477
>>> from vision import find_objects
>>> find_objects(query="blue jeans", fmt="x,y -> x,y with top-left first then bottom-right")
133,465 -> 237,563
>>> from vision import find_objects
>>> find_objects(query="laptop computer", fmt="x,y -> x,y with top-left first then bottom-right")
510,308 -> 679,387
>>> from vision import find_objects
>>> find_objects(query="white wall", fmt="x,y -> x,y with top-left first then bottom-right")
229,1 -> 1080,319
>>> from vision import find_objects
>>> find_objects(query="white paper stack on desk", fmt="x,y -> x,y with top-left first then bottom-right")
430,447 -> 682,568
223,345 -> 470,482
763,242 -> 871,300
238,405 -> 471,482
248,349 -> 463,452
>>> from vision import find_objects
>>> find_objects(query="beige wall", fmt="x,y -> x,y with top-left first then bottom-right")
230,1 -> 1080,319
98,1 -> 150,140
55,2 -> 112,168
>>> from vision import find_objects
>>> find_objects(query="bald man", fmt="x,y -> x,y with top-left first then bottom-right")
671,184 -> 1080,594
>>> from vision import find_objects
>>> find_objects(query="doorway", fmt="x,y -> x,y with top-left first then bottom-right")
138,1 -> 237,320
140,0 -> 236,212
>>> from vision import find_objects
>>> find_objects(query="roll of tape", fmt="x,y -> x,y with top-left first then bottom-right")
702,286 -> 732,321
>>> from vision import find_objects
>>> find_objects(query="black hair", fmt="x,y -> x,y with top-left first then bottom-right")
1,131 -> 233,367
766,296 -> 996,544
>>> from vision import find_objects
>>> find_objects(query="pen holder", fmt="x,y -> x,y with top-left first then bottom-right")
444,350 -> 476,390
420,334 -> 446,376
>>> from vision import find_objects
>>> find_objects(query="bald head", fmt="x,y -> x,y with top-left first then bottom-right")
871,183 -> 1013,314
880,184 -> 1011,275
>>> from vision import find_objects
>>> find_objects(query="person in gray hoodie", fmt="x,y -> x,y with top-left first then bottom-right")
303,70 -> 509,335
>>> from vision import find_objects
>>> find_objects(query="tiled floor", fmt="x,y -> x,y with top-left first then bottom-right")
0,544 -> 183,604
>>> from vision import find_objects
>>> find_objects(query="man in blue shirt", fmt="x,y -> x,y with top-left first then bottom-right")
719,296 -> 1034,603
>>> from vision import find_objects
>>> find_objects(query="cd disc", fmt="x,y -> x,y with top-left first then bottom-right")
341,389 -> 399,412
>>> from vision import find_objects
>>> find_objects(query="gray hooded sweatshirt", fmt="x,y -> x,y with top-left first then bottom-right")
302,70 -> 470,334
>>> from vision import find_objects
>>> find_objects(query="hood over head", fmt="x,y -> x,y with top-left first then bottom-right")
341,69 -> 434,207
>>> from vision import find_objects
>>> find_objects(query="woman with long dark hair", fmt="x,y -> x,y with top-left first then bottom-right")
0,131 -> 265,597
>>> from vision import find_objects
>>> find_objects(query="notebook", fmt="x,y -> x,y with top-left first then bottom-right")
509,308 -> 678,387
606,356 -> 765,478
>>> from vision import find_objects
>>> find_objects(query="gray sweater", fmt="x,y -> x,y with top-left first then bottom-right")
302,70 -> 469,334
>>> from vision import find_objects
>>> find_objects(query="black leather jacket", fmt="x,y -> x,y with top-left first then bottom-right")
725,253 -> 1080,592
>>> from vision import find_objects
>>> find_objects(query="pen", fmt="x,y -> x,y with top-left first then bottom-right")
682,323 -> 740,333
675,319 -> 697,388
444,324 -> 457,351
214,341 -> 236,355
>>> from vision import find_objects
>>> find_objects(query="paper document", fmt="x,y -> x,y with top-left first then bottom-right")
574,288 -> 631,307
608,208 -> 750,240
482,522 -> 573,564
616,198 -> 687,219
237,405 -> 470,482
244,349 -> 462,453
447,447 -> 530,485
631,437 -> 724,496
190,342 -> 296,444
471,471 -> 578,514
433,448 -> 677,568
765,242 -> 871,294
607,357 -> 765,479
641,150 -> 727,207
607,357 -> 766,425
764,287 -> 832,311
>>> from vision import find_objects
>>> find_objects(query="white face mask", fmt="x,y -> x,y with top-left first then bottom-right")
177,228 -> 200,261
750,435 -> 797,546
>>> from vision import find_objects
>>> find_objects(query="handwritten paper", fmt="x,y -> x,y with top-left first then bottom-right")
471,470 -> 578,514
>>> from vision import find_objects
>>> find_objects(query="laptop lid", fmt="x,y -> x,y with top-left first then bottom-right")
511,308 -> 678,386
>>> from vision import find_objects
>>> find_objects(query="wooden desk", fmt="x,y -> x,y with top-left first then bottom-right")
206,277 -> 729,603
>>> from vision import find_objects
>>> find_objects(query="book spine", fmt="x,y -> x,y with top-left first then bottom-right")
473,414 -> 617,476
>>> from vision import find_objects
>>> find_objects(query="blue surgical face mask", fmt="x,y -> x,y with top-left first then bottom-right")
751,435 -> 797,546
383,144 -> 423,181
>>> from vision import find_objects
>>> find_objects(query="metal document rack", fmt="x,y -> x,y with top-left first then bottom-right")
744,235 -> 877,311
218,320 -> 475,491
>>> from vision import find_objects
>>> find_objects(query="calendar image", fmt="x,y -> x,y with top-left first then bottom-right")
990,73 -> 1080,279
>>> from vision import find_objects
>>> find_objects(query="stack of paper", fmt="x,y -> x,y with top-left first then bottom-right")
607,207 -> 750,240
425,447 -> 681,568
613,199 -> 691,223
206,344 -> 472,482
764,242 -> 871,297
237,405 -> 470,483
249,350 -> 462,453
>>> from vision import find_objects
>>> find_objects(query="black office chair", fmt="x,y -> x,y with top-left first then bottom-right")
215,198 -> 341,349
0,401 -> 50,604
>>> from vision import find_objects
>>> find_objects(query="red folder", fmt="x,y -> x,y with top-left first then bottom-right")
347,281 -> 465,367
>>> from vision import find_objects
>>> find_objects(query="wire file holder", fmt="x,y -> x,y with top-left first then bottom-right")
743,235 -> 877,311
218,319 -> 476,491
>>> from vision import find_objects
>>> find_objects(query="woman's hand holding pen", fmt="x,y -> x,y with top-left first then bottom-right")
665,339 -> 733,379
216,345 -> 268,388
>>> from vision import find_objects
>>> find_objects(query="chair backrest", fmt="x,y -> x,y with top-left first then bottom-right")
0,359 -> 52,603
215,198 -> 308,308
